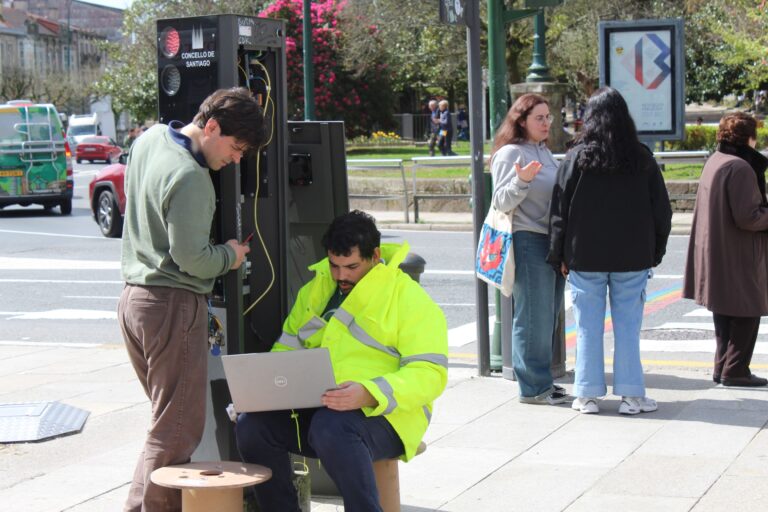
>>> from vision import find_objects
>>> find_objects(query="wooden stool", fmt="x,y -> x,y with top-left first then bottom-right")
151,461 -> 271,512
374,442 -> 427,512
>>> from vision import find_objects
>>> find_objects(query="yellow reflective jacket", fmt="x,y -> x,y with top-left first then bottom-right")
274,242 -> 448,461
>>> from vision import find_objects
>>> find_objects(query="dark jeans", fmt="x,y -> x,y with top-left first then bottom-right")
236,408 -> 404,512
712,313 -> 760,379
438,129 -> 454,155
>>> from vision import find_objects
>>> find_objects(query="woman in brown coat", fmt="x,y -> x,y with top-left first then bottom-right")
683,112 -> 768,387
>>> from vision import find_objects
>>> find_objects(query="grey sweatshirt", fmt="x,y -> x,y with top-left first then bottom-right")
490,142 -> 559,234
121,124 -> 235,293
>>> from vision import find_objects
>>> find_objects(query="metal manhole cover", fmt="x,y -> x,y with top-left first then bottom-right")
0,401 -> 89,443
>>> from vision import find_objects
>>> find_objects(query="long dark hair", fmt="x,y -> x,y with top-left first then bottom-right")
491,93 -> 549,158
574,87 -> 643,174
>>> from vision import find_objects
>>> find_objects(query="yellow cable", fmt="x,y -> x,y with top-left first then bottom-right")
242,149 -> 275,316
238,61 -> 250,91
242,55 -> 278,317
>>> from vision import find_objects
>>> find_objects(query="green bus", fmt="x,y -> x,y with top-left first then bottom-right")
0,102 -> 73,214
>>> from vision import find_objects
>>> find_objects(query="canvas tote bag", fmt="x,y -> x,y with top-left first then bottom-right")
475,206 -> 515,296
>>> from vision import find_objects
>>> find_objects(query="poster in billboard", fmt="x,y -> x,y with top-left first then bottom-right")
599,19 -> 685,141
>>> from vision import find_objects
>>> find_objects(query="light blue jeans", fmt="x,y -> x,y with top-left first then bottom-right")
569,270 -> 649,398
511,231 -> 565,397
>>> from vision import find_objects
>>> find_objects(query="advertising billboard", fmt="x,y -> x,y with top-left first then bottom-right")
599,19 -> 685,141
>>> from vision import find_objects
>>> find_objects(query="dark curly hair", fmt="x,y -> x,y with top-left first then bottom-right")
192,87 -> 267,152
322,210 -> 381,259
574,87 -> 643,175
491,93 -> 549,158
717,112 -> 757,147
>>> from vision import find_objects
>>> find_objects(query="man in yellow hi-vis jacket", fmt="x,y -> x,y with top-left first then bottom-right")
236,210 -> 448,511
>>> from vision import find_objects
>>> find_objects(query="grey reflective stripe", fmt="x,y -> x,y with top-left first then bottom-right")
277,332 -> 304,350
400,353 -> 448,368
297,316 -> 325,343
423,405 -> 432,424
373,377 -> 398,415
334,308 -> 400,359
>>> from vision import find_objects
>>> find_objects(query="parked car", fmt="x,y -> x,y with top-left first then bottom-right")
75,136 -> 122,164
0,101 -> 73,214
88,155 -> 126,237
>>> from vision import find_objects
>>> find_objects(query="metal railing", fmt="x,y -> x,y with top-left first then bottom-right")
346,150 -> 719,222
347,158 -> 409,223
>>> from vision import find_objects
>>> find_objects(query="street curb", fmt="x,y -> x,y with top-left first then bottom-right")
378,222 -> 474,232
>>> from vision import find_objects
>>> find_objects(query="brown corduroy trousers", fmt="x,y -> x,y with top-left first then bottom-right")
118,284 -> 208,512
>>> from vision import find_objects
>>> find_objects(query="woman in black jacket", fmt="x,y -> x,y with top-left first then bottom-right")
547,87 -> 672,415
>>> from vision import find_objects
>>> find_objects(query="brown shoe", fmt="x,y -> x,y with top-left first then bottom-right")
721,374 -> 768,387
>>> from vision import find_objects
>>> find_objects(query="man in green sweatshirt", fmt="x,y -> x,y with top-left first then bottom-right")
117,87 -> 267,512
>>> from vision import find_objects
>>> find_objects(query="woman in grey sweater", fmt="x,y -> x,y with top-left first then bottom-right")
490,93 -> 566,405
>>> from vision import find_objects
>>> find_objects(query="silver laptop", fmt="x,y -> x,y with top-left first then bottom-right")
222,349 -> 337,413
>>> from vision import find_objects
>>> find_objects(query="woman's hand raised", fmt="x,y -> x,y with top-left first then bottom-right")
515,161 -> 542,183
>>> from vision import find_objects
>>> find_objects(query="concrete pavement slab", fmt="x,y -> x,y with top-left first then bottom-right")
2,441 -> 141,512
2,339 -> 768,511
440,462 -> 607,512
565,493 -> 696,512
589,454 -> 728,498
398,445 -> 516,509
634,404 -> 768,458
434,400 -> 577,457
726,428 -> 768,477
516,414 -> 662,469
692,474 -> 768,512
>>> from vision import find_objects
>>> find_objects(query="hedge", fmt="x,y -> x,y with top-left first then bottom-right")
666,125 -> 768,151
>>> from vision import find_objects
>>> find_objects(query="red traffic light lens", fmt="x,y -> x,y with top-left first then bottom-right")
160,27 -> 181,58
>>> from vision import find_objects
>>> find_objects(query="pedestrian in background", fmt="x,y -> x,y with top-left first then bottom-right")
438,99 -> 457,156
118,87 -> 265,511
457,104 -> 469,141
683,112 -> 768,387
547,87 -> 671,415
427,99 -> 440,157
491,93 -> 566,405
122,127 -> 137,150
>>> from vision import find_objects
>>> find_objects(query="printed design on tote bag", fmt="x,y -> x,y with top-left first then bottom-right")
476,226 -> 510,280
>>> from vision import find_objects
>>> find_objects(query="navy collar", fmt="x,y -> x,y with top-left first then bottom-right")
168,121 -> 208,168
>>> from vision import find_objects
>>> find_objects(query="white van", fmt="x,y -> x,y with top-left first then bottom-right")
67,113 -> 102,151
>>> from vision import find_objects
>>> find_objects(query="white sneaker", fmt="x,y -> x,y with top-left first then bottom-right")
618,396 -> 658,415
571,397 -> 599,414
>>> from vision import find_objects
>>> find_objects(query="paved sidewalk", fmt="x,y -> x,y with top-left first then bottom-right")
369,210 -> 694,235
2,341 -> 767,511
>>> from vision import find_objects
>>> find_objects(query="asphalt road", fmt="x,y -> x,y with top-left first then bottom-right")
1,163 -> 767,378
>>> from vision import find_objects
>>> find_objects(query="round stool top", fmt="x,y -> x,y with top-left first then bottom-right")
151,461 -> 272,490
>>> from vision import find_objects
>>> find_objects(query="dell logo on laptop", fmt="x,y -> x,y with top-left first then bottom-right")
274,376 -> 288,387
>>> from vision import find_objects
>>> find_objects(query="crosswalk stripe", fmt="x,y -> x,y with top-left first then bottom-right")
648,322 -> 768,334
683,308 -> 714,317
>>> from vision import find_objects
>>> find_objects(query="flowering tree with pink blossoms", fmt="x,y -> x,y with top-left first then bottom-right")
261,0 -> 395,137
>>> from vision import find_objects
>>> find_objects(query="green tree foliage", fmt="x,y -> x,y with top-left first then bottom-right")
547,0 -> 684,100
339,0 -> 469,110
93,0 -> 255,123
261,0 -> 396,136
713,0 -> 768,96
96,0 -> 395,134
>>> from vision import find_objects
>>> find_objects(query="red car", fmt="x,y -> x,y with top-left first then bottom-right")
75,136 -> 122,164
88,157 -> 126,237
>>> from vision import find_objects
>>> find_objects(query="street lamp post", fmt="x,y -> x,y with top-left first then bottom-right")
302,0 -> 315,120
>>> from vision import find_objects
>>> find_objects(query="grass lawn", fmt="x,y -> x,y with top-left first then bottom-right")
346,143 -> 703,180
661,163 -> 703,180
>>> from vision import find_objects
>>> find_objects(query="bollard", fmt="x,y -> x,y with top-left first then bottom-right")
399,253 -> 426,283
